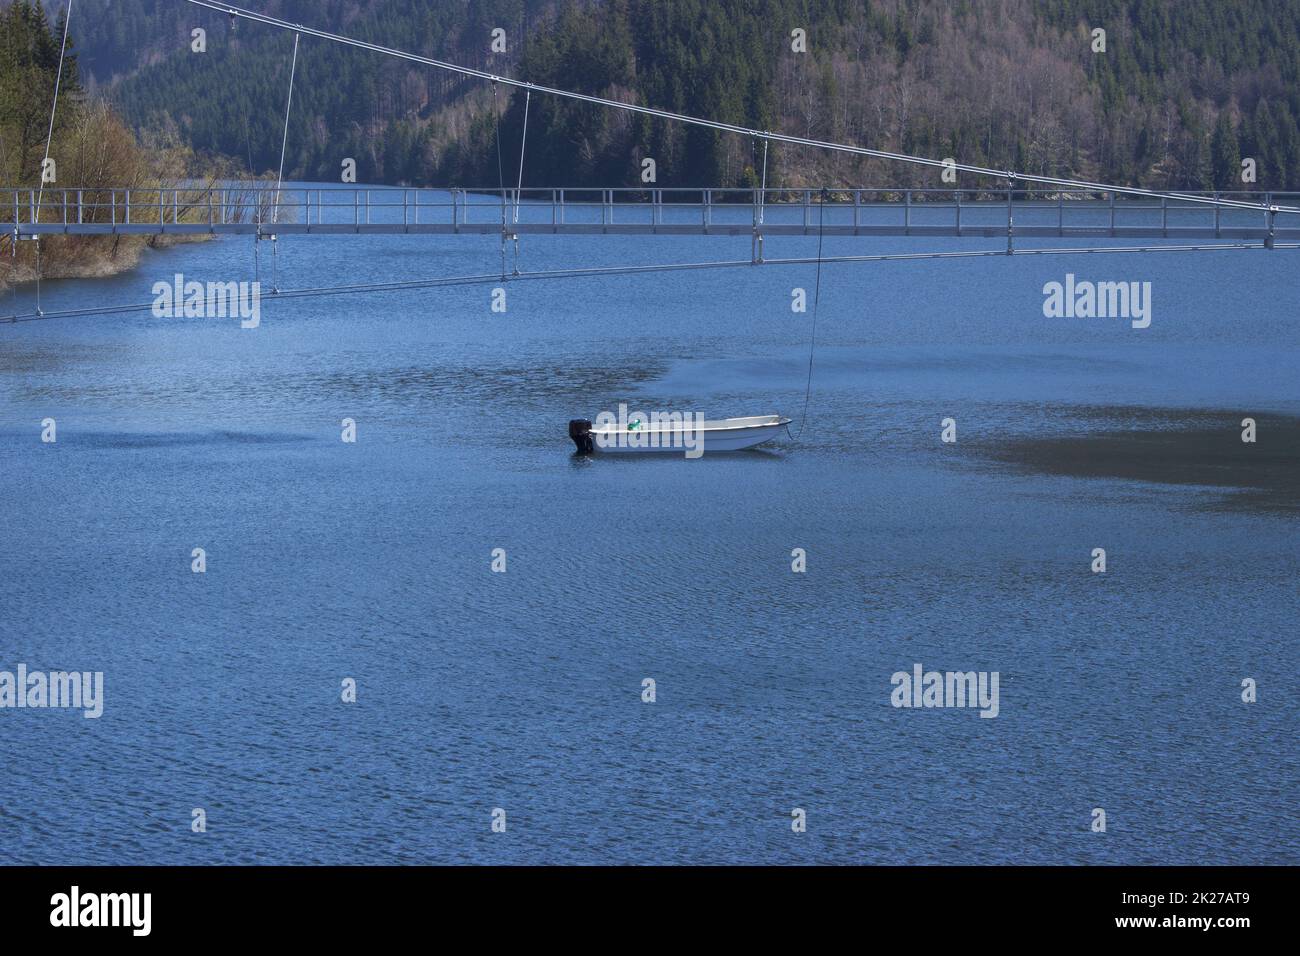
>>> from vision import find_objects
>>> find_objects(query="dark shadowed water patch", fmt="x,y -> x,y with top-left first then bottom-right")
982,408 -> 1300,513
68,430 -> 314,449
311,360 -> 668,406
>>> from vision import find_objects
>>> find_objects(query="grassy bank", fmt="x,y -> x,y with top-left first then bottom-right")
1,1 -> 228,292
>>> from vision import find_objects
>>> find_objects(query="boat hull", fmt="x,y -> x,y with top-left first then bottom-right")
588,415 -> 790,454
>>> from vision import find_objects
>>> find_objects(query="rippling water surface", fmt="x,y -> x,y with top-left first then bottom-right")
2,193 -> 1297,864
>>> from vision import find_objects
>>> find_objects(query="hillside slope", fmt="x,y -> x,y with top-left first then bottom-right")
66,0 -> 1300,191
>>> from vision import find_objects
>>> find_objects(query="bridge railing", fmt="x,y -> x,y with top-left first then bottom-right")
2,184 -> 280,229
5,185 -> 1299,236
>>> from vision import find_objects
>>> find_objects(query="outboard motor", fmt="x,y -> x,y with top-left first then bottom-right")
568,419 -> 594,453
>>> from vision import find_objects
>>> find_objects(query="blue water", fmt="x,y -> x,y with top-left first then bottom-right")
1,192 -> 1297,864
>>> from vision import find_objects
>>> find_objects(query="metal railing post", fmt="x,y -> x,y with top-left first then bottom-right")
1006,180 -> 1013,253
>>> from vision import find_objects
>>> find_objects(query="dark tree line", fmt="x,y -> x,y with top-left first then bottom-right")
58,0 -> 1300,192
0,0 -> 81,181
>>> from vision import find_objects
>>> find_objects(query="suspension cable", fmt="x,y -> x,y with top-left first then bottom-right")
269,31 -> 300,293
492,81 -> 507,278
232,11 -> 253,176
183,0 -> 1299,216
36,0 -> 73,216
515,88 -> 531,224
492,82 -> 506,221
33,0 -> 74,315
5,240 -> 1286,325
273,31 -> 300,228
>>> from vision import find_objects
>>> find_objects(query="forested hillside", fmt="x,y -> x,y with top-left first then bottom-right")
49,0 -> 1300,191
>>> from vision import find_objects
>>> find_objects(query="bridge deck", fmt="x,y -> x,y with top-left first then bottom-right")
6,186 -> 1299,241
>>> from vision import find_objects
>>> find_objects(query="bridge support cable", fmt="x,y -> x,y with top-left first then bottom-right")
183,0 -> 1299,219
752,135 -> 769,264
33,0 -> 74,316
232,13 -> 256,178
269,31 -> 301,294
515,89 -> 531,226
273,32 -> 300,225
5,230 -> 15,321
491,82 -> 508,280
1006,175 -> 1015,255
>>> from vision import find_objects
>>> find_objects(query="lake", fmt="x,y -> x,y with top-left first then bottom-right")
1,188 -> 1297,864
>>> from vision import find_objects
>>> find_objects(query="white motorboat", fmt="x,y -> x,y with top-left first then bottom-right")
569,415 -> 791,455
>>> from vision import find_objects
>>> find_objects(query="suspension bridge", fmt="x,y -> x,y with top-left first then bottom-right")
5,0 -> 1300,326
7,185 -> 1300,244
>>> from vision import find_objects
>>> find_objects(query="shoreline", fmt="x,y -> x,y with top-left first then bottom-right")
0,234 -> 211,293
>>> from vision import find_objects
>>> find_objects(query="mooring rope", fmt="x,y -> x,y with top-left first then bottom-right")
786,187 -> 827,441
